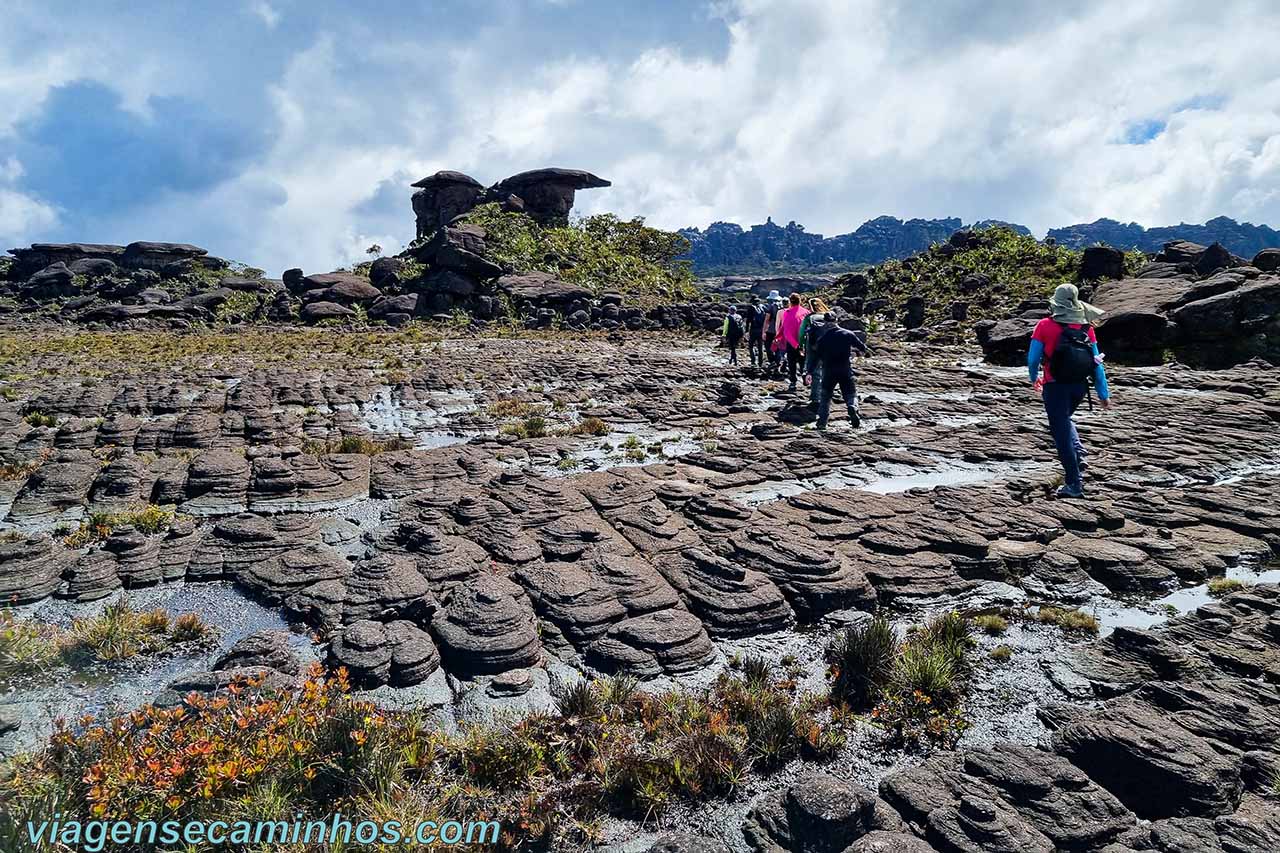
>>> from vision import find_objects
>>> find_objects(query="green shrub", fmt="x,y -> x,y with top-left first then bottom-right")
972,614 -> 1009,635
1207,577 -> 1246,598
23,411 -> 56,428
62,504 -> 176,548
827,616 -> 898,710
461,204 -> 698,306
1035,606 -> 1100,634
989,645 -> 1012,662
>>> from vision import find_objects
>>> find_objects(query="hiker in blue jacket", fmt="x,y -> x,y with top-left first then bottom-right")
1027,284 -> 1113,499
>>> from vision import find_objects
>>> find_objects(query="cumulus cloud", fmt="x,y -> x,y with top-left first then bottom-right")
0,158 -> 58,245
1,0 -> 1277,273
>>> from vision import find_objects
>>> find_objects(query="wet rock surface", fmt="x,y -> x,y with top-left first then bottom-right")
2,330 -> 1280,850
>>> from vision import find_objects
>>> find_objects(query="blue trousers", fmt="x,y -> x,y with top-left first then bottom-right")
817,370 -> 857,428
1043,381 -> 1087,489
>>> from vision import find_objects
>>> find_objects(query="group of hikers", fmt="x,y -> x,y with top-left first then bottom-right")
720,290 -> 869,431
719,282 -> 1112,499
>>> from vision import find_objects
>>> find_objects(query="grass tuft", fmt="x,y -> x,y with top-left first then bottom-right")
1035,606 -> 1100,634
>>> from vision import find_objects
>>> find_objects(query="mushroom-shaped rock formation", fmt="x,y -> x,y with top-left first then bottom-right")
430,574 -> 542,676
411,171 -> 486,237
490,168 -> 611,224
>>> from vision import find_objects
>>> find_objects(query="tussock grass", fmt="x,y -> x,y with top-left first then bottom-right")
62,504 -> 176,548
1,601 -> 214,680
972,614 -> 1009,635
1035,606 -> 1100,635
1207,577 -> 1247,598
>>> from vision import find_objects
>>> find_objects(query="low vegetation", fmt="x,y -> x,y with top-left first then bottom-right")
300,436 -> 414,456
1207,577 -> 1247,597
461,203 -> 699,305
0,664 -> 838,851
828,611 -> 973,748
1,602 -> 214,682
1034,606 -> 1101,635
62,504 -> 176,548
972,614 -> 1009,635
831,226 -> 1145,328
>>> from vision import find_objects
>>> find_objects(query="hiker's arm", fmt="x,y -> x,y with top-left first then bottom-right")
1091,342 -> 1110,400
1027,339 -> 1045,383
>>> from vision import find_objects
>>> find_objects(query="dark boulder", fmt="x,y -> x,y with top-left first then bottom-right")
490,168 -> 611,224
1252,248 -> 1280,272
901,295 -> 926,329
410,171 -> 485,237
1080,245 -> 1126,280
369,256 -> 401,288
1052,700 -> 1243,819
121,241 -> 214,272
497,271 -> 592,307
300,301 -> 356,324
282,268 -> 305,293
67,258 -> 119,278
1171,278 -> 1280,341
410,224 -> 502,279
369,294 -> 418,319
300,272 -> 381,305
6,243 -> 126,279
24,262 -> 76,298
975,317 -> 1036,366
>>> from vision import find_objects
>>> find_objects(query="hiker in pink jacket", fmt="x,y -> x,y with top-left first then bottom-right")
778,293 -> 810,391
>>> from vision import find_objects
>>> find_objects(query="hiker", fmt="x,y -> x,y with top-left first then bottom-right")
746,295 -> 767,368
1028,283 -> 1112,498
778,293 -> 811,391
721,305 -> 745,365
800,300 -> 830,408
809,315 -> 869,430
762,290 -> 782,376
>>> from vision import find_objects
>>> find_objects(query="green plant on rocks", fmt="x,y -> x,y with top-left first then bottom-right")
461,203 -> 699,306
1207,577 -> 1247,597
827,616 -> 899,710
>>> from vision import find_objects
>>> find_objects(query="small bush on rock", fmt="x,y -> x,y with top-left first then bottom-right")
827,616 -> 898,710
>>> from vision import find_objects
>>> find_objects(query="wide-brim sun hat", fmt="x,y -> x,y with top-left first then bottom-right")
1049,283 -> 1103,325
767,290 -> 781,301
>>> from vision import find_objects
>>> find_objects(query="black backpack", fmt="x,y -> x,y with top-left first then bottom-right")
748,304 -> 766,333
1049,324 -> 1096,384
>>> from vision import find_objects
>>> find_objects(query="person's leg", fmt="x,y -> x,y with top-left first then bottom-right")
816,370 -> 837,429
809,361 -> 823,407
1043,382 -> 1082,492
840,374 -> 859,425
1068,386 -> 1087,469
787,346 -> 799,388
749,337 -> 761,367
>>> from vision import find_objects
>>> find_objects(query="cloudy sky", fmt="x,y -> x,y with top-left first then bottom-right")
2,0 -> 1278,274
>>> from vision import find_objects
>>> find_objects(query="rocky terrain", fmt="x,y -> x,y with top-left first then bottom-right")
1,312 -> 1278,849
1,170 -> 1280,851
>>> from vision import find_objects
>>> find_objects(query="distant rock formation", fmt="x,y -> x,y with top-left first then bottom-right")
1046,216 -> 1280,259
411,167 -> 610,237
678,216 -> 1032,274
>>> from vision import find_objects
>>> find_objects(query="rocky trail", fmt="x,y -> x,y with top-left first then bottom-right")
1,326 -> 1278,850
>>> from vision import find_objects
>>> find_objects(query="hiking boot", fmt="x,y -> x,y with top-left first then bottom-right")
1078,459 -> 1090,472
815,421 -> 828,431
847,411 -> 861,428
1056,484 -> 1084,499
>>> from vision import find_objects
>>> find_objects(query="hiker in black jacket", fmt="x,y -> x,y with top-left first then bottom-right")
746,295 -> 766,368
808,317 -> 869,430
721,306 -> 745,365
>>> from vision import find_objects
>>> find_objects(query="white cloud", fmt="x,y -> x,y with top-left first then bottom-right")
3,0 -> 1278,272
0,159 -> 58,245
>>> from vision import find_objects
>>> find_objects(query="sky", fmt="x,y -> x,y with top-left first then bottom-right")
2,0 -> 1278,275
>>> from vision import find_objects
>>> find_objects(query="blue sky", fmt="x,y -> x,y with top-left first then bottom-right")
2,0 -> 1278,273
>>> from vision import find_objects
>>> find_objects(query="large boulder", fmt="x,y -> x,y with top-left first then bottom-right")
300,301 -> 356,324
6,243 -> 126,279
120,241 -> 217,273
974,317 -> 1037,365
409,224 -> 503,279
410,171 -> 485,237
24,262 -> 77,299
1052,700 -> 1243,819
1251,248 -> 1280,273
1080,245 -> 1126,280
300,272 -> 381,305
489,168 -> 611,224
1171,277 -> 1280,341
497,271 -> 592,307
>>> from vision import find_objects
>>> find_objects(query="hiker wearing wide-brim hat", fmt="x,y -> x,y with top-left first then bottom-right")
1028,283 -> 1113,499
